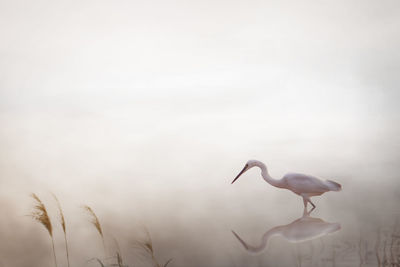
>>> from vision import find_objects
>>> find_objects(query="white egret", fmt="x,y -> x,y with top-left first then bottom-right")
232,207 -> 341,253
231,160 -> 342,208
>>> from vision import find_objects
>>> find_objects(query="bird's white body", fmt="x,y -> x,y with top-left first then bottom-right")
282,172 -> 341,196
231,160 -> 342,208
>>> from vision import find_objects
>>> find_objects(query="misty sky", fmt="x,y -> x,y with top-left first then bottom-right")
1,0 -> 400,266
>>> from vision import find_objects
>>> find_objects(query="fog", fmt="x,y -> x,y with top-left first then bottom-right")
1,0 -> 399,266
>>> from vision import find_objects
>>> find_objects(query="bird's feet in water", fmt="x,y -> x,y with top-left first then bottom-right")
302,195 -> 316,209
303,206 -> 316,216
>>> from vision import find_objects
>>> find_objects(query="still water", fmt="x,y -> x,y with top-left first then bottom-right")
1,140 -> 400,267
140,162 -> 400,267
1,94 -> 399,267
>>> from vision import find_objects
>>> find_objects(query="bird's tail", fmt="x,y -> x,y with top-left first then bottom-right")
326,180 -> 342,191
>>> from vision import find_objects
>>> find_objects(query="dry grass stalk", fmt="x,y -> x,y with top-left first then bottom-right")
88,258 -> 105,267
113,238 -> 124,267
376,230 -> 382,267
163,258 -> 173,267
31,193 -> 52,236
30,193 -> 58,267
116,252 -> 123,267
135,228 -> 172,267
52,193 -> 70,267
83,205 -> 106,256
83,205 -> 103,237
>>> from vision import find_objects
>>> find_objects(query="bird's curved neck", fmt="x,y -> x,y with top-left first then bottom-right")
258,163 -> 284,188
242,227 -> 282,253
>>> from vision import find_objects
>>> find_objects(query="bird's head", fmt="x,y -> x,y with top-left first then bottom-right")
231,160 -> 259,184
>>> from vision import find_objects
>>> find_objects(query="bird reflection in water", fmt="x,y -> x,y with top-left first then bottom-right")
232,207 -> 341,253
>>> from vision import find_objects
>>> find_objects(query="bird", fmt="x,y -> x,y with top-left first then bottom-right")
231,159 -> 342,208
232,207 -> 341,253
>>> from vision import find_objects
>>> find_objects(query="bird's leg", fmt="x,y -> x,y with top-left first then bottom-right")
306,206 -> 316,216
302,197 -> 308,209
308,199 -> 316,209
302,206 -> 309,217
303,203 -> 316,216
302,194 -> 316,209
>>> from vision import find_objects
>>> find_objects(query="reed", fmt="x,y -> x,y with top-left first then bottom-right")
375,230 -> 382,267
83,205 -> 106,257
88,258 -> 105,267
30,193 -> 58,267
116,252 -> 123,267
52,193 -> 70,267
113,238 -> 124,267
135,228 -> 172,267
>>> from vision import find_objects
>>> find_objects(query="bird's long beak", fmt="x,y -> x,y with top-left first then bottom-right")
231,164 -> 248,184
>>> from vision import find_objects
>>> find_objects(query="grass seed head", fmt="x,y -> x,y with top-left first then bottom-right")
83,205 -> 103,237
30,193 -> 53,237
52,193 -> 66,233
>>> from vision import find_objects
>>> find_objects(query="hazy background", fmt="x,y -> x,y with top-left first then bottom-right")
0,0 -> 399,266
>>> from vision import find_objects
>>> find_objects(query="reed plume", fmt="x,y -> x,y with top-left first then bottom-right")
135,228 -> 172,267
83,205 -> 106,256
30,193 -> 58,267
52,193 -> 70,267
